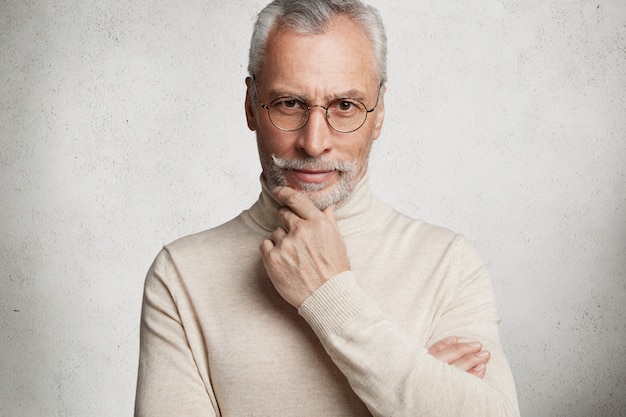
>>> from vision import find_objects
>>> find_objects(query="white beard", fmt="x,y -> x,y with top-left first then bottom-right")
263,154 -> 362,210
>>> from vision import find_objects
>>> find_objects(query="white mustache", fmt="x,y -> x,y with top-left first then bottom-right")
271,154 -> 357,173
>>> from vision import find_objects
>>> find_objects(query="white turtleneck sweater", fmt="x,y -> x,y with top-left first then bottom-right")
135,175 -> 520,417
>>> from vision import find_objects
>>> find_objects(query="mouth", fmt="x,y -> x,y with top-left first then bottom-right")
291,169 -> 336,184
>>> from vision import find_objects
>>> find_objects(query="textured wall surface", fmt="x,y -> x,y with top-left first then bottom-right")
1,0 -> 625,416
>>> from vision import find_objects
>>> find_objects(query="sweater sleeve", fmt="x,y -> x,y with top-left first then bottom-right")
135,249 -> 218,417
298,237 -> 520,417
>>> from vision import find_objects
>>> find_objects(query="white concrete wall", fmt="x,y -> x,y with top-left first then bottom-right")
1,0 -> 624,416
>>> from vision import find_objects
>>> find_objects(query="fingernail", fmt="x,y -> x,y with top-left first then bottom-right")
468,342 -> 481,348
477,350 -> 490,358
474,363 -> 486,371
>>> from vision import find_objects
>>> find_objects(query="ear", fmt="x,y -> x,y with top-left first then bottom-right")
245,77 -> 257,131
371,85 -> 386,140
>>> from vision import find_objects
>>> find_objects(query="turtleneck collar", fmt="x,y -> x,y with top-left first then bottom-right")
245,172 -> 392,237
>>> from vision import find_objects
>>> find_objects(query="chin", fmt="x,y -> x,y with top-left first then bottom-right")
299,180 -> 352,210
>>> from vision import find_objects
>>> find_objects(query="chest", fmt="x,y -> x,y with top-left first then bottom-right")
182,224 -> 455,415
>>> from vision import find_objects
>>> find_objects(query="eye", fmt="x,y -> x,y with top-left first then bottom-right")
337,100 -> 354,111
274,97 -> 304,111
330,99 -> 363,116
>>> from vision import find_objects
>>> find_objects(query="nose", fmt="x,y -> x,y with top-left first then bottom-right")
296,106 -> 333,158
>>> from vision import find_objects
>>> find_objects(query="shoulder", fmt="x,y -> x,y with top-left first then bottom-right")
150,212 -> 261,273
384,208 -> 485,265
387,208 -> 460,245
145,212 -> 264,288
165,212 -> 261,255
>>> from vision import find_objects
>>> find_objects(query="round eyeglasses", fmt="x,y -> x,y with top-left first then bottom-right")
253,77 -> 381,133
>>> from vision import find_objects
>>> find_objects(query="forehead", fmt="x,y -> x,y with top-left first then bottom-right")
257,15 -> 378,96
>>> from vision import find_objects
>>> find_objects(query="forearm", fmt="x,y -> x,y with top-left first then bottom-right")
299,272 -> 520,417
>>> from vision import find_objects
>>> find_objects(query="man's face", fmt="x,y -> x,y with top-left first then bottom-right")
245,15 -> 385,210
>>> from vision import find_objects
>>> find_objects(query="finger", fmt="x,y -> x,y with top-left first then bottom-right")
468,363 -> 487,379
428,336 -> 458,355
430,341 -> 482,364
259,238 -> 275,258
272,186 -> 320,219
275,207 -> 302,231
449,350 -> 491,373
270,227 -> 288,245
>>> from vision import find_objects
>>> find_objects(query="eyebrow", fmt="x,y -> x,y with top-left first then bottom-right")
267,87 -> 369,103
267,88 -> 307,102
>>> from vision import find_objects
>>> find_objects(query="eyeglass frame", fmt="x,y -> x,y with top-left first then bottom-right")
252,75 -> 383,134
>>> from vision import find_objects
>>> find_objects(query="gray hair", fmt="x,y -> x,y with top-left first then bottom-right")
247,0 -> 387,85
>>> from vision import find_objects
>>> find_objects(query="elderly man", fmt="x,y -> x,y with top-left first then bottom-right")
135,0 -> 520,416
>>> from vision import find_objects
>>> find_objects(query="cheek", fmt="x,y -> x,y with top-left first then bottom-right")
353,141 -> 375,174
356,147 -> 370,166
344,137 -> 373,162
256,127 -> 293,158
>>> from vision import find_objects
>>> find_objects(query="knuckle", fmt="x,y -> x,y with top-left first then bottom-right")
285,191 -> 304,206
266,248 -> 283,265
276,208 -> 291,222
289,223 -> 306,239
453,344 -> 467,354
429,342 -> 443,352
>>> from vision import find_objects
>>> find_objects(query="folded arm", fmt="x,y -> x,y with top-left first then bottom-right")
262,187 -> 519,416
299,271 -> 519,417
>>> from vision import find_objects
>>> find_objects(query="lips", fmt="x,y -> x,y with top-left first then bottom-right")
291,169 -> 336,184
